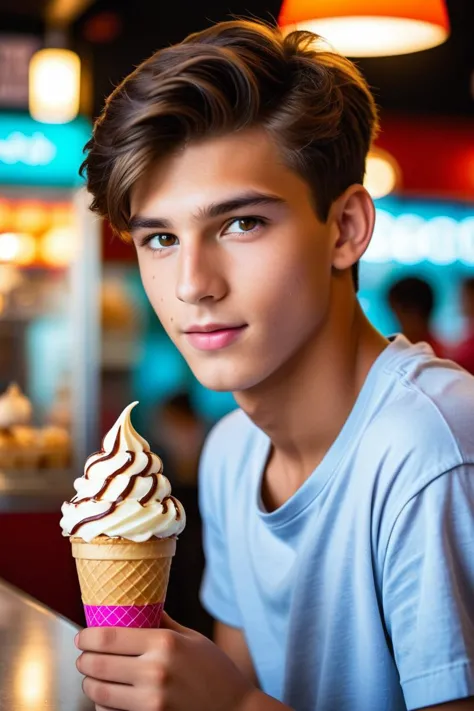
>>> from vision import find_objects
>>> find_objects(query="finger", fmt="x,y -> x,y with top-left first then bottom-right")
77,627 -> 150,656
82,677 -> 139,711
77,652 -> 140,685
159,611 -> 188,634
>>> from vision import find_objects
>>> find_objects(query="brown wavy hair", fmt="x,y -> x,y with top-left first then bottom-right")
81,19 -> 379,290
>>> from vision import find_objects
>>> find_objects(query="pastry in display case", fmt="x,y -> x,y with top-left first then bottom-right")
0,383 -> 71,472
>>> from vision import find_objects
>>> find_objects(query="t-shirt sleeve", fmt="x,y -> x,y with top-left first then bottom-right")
198,425 -> 243,629
382,464 -> 474,710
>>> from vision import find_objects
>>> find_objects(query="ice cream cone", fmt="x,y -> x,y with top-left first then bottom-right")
71,535 -> 176,628
61,402 -> 186,629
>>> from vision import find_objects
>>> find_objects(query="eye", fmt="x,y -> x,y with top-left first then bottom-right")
142,234 -> 179,250
224,217 -> 265,235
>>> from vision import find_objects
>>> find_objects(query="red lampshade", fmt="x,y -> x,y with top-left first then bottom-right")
278,0 -> 450,56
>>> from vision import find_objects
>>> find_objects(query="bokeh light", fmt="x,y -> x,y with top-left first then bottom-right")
39,226 -> 77,267
0,232 -> 36,265
364,149 -> 401,199
29,48 -> 81,124
14,202 -> 49,234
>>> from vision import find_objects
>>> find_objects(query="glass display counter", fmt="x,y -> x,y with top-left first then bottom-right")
0,113 -> 100,507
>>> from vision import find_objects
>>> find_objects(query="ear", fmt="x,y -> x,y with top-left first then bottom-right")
329,184 -> 375,272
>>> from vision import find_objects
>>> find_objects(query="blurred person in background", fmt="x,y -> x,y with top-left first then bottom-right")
74,18 -> 474,711
150,391 -> 206,487
448,277 -> 474,374
149,392 -> 212,637
388,276 -> 446,356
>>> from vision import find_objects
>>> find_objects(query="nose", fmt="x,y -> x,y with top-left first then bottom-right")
175,242 -> 228,305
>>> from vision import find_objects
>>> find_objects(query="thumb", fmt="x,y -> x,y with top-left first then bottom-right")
159,610 -> 190,635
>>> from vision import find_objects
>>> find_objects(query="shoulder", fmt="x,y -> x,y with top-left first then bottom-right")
359,348 -> 474,550
202,408 -> 257,457
366,351 -> 474,481
200,408 -> 259,476
409,355 -> 474,461
198,408 -> 261,513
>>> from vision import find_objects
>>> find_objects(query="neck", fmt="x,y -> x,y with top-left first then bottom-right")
233,282 -> 388,481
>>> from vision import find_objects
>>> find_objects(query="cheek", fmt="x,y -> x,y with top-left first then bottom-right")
137,258 -> 173,323
253,238 -> 331,327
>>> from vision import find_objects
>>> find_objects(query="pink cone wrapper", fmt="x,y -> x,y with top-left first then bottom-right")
84,602 -> 164,628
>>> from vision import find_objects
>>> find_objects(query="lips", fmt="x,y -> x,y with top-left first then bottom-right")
184,323 -> 245,334
184,324 -> 247,351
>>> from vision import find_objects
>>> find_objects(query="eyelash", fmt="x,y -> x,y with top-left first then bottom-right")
139,216 -> 267,252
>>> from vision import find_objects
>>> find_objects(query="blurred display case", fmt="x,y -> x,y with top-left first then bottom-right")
0,112 -> 100,511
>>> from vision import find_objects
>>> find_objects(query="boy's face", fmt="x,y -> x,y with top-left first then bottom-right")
130,128 -> 338,393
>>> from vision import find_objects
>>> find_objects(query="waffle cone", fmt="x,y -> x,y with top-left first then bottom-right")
71,536 -> 176,606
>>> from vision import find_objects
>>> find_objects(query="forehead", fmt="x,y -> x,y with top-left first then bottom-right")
130,128 -> 310,217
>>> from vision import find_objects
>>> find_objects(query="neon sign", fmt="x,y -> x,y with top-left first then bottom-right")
364,208 -> 474,266
0,112 -> 91,187
0,131 -> 57,166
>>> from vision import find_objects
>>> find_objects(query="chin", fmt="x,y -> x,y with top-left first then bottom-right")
189,359 -> 269,394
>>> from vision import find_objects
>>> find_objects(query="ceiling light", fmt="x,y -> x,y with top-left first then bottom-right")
278,0 -> 450,57
29,48 -> 81,123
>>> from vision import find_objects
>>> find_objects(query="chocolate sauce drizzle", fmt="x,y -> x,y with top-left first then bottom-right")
75,451 -> 155,504
70,503 -> 118,536
69,433 -> 180,535
85,425 -> 122,479
90,451 -> 136,500
160,495 -> 182,519
139,473 -> 158,505
168,496 -> 182,520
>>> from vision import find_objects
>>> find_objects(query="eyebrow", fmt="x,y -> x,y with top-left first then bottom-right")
128,191 -> 286,233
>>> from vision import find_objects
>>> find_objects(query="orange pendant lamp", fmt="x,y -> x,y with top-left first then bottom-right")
278,0 -> 450,57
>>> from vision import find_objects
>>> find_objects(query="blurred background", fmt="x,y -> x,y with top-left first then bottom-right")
0,0 -> 472,635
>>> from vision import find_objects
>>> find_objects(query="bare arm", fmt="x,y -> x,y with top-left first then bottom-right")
214,622 -> 293,710
214,621 -> 259,686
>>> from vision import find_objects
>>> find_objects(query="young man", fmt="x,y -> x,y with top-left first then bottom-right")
75,19 -> 474,711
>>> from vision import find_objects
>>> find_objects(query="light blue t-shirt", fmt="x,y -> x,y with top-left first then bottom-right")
199,335 -> 474,711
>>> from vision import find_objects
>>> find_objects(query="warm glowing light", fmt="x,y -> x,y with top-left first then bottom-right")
0,293 -> 5,315
14,642 -> 52,709
0,264 -> 23,293
14,201 -> 49,233
0,200 -> 13,232
364,148 -> 401,199
50,203 -> 74,227
278,0 -> 450,57
29,48 -> 81,123
16,659 -> 47,705
0,233 -> 36,265
39,226 -> 77,266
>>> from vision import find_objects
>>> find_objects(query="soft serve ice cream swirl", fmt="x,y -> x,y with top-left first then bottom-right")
60,402 -> 185,543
